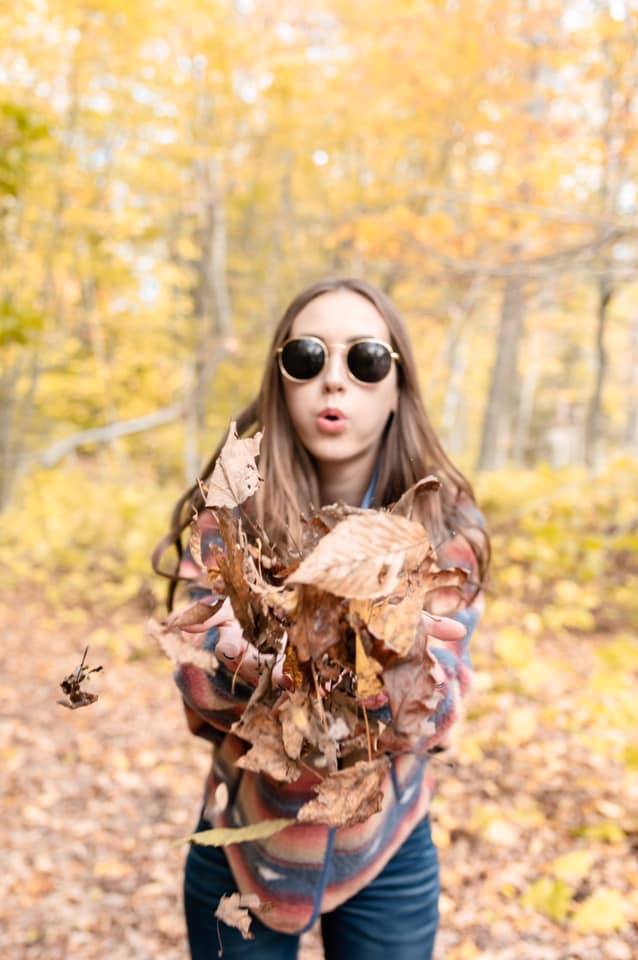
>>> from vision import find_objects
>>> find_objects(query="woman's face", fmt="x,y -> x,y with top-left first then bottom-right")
281,289 -> 399,501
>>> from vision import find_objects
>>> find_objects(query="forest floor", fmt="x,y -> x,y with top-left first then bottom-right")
2,593 -> 637,960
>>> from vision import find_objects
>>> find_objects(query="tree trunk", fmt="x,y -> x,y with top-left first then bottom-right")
511,326 -> 541,465
476,275 -> 526,471
584,277 -> 612,470
186,152 -> 234,476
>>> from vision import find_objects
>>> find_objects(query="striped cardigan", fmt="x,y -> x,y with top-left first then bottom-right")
174,501 -> 484,935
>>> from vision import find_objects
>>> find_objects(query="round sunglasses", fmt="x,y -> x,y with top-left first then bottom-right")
276,336 -> 400,384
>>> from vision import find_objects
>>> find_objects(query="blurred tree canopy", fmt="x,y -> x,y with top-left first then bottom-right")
2,0 -> 638,506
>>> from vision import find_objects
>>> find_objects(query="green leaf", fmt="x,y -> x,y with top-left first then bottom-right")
182,818 -> 296,847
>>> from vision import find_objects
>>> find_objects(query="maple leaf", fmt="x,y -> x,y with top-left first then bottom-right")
297,757 -> 389,827
205,422 -> 263,509
286,511 -> 433,599
215,892 -> 261,940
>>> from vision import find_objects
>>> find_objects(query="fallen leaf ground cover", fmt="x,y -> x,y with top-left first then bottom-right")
2,587 -> 636,960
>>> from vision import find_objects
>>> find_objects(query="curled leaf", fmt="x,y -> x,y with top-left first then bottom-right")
389,475 -> 441,519
205,423 -> 263,509
215,892 -> 261,940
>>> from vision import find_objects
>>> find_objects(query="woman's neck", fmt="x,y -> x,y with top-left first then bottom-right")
318,456 -> 377,508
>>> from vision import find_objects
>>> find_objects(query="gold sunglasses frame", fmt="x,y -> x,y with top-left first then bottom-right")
276,335 -> 400,384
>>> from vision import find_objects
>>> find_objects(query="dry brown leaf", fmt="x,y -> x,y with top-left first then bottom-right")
288,585 -> 346,662
277,689 -> 313,760
286,512 -> 432,599
362,566 -> 432,656
205,423 -> 263,509
213,507 -> 258,640
381,627 -> 441,742
422,566 -> 470,616
147,618 -> 219,672
354,630 -> 384,699
297,757 -> 389,827
215,892 -> 260,940
168,597 -> 225,630
389,475 -> 441,519
232,705 -> 301,783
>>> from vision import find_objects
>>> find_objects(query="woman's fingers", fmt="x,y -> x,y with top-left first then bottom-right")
216,633 -> 291,689
422,611 -> 467,642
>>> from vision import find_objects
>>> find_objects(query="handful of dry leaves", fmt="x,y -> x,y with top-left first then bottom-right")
151,424 -> 467,829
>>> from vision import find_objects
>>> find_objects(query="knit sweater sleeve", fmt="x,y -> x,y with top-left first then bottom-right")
173,511 -> 255,743
420,501 -> 486,752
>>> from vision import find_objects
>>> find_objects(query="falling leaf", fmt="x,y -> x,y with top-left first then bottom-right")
205,423 -> 263,509
185,819 -> 295,847
297,757 -> 389,827
286,511 -> 433,599
215,892 -> 260,940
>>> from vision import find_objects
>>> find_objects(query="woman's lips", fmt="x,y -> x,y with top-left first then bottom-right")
317,408 -> 347,434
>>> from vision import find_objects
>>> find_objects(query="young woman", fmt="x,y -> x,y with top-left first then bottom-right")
153,277 -> 490,960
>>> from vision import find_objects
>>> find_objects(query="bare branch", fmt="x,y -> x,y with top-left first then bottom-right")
35,404 -> 185,468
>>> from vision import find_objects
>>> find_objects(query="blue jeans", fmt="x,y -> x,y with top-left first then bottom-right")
184,815 -> 440,960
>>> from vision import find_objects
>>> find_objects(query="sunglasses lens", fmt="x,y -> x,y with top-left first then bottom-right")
348,341 -> 393,383
280,338 -> 325,381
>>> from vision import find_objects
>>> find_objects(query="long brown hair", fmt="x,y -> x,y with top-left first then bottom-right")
153,277 -> 490,608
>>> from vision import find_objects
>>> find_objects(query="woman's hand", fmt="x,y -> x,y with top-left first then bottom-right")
182,596 -> 289,688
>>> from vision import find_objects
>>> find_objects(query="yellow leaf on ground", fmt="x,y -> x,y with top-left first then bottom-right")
549,849 -> 595,882
570,888 -> 627,934
522,876 -> 572,923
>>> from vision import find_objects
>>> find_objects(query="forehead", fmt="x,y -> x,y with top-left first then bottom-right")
289,290 -> 390,342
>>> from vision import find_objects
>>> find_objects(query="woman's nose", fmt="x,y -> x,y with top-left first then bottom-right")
322,347 -> 347,390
